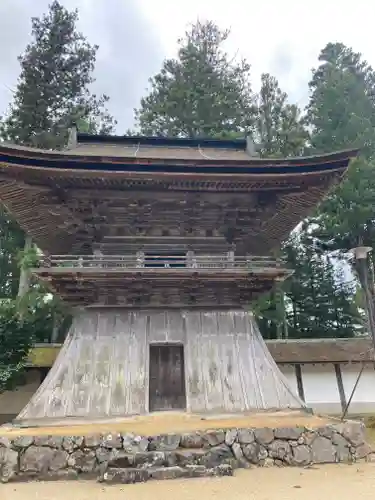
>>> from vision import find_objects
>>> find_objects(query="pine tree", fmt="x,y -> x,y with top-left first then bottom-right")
135,20 -> 256,138
0,0 -> 115,149
255,73 -> 308,157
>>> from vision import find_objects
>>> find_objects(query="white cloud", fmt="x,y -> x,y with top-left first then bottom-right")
138,0 -> 375,109
1,0 -> 375,130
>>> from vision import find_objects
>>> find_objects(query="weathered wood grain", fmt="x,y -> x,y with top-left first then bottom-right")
15,308 -> 304,423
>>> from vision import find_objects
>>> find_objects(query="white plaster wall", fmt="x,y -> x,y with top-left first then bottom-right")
301,363 -> 340,407
278,364 -> 299,397
341,364 -> 375,405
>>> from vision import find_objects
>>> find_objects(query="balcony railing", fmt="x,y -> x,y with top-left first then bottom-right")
35,254 -> 290,273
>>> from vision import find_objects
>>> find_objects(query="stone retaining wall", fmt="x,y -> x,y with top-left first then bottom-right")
0,420 -> 372,484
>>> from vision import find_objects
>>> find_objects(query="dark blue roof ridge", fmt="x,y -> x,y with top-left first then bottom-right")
76,133 -> 248,150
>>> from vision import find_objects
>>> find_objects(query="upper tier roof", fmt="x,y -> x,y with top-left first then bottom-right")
0,135 -> 358,255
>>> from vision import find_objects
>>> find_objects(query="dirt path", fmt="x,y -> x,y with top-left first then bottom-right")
1,411 -> 331,437
2,464 -> 375,500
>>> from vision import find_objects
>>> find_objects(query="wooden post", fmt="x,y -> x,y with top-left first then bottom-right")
17,235 -> 33,299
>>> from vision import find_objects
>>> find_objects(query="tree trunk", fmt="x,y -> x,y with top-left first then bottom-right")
17,235 -> 32,298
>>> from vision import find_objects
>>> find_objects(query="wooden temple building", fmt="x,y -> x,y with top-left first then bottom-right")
0,133 -> 357,424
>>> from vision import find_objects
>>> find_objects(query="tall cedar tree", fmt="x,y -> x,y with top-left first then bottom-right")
135,21 -> 256,138
306,42 -> 375,330
0,1 -> 113,389
307,43 -> 375,253
255,73 -> 308,157
0,0 -> 115,149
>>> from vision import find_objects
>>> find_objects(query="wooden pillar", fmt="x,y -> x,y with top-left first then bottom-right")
334,363 -> 347,412
186,250 -> 194,268
227,250 -> 235,268
136,250 -> 145,268
295,364 -> 305,402
17,235 -> 33,298
93,248 -> 103,268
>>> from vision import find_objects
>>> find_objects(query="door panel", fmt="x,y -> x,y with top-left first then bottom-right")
149,344 -> 186,411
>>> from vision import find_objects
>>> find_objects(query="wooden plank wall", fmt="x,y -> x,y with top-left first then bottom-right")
16,309 -> 304,422
184,310 -> 305,413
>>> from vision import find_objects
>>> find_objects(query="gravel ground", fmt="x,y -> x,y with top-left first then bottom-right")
2,464 -> 375,500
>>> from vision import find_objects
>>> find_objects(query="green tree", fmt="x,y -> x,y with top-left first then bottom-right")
307,42 -> 375,156
306,42 -> 375,254
135,20 -> 256,138
306,43 -> 375,323
283,235 -> 361,339
0,0 -> 115,149
255,73 -> 308,157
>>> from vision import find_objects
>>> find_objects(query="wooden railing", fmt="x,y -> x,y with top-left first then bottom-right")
35,254 -> 289,272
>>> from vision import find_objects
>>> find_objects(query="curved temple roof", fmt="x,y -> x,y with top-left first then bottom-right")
0,136 -> 358,255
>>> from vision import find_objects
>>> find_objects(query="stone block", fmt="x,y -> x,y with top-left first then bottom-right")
122,434 -> 149,453
132,451 -> 166,468
102,433 -> 122,449
180,432 -> 205,448
183,464 -> 215,478
237,429 -> 255,444
62,436 -> 84,453
268,440 -> 291,462
317,426 -> 335,439
332,433 -> 349,447
166,449 -> 206,467
204,430 -> 225,447
213,464 -> 233,476
0,446 -> 18,483
225,429 -> 237,446
95,447 -> 111,464
303,431 -> 317,446
84,435 -> 102,448
20,446 -> 68,473
67,449 -> 97,472
242,442 -> 268,464
22,469 -> 79,481
198,444 -> 233,468
149,466 -> 185,480
232,442 -> 251,468
341,421 -> 366,447
355,442 -> 373,460
102,467 -> 149,484
0,437 -> 11,449
149,434 -> 181,451
11,436 -> 34,449
311,436 -> 336,464
34,436 -> 63,448
274,427 -> 304,440
291,445 -> 311,466
254,428 -> 274,445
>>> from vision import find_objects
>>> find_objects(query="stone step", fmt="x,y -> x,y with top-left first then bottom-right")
108,448 -> 208,469
100,464 -> 234,484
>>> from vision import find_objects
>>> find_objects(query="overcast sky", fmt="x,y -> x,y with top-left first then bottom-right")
1,0 -> 375,132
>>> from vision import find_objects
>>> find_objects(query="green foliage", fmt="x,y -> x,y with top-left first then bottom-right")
0,297 -> 63,393
0,0 -> 115,149
306,42 -> 375,316
18,245 -> 40,271
254,234 -> 362,339
255,73 -> 308,157
0,208 -> 25,299
135,20 -> 256,138
307,42 -> 375,156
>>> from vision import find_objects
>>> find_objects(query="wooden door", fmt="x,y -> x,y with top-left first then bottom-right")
149,344 -> 186,411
